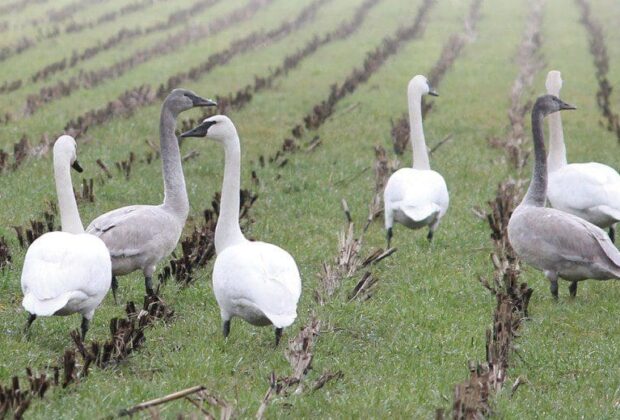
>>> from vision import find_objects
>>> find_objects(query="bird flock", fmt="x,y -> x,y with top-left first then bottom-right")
18,71 -> 620,344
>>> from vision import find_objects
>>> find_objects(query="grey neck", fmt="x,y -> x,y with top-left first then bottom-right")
523,109 -> 547,207
54,158 -> 84,234
215,135 -> 246,254
160,107 -> 189,220
409,92 -> 430,170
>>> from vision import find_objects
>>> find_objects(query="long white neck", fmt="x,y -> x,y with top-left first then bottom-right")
408,90 -> 430,170
160,107 -> 190,220
546,91 -> 567,173
215,135 -> 246,253
54,158 -> 84,234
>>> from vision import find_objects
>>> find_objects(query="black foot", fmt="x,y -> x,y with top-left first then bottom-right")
550,280 -> 559,300
111,275 -> 119,304
145,276 -> 154,296
80,317 -> 90,339
24,313 -> 36,333
222,320 -> 230,338
609,226 -> 615,243
569,281 -> 578,298
386,227 -> 393,249
427,229 -> 434,242
275,328 -> 283,347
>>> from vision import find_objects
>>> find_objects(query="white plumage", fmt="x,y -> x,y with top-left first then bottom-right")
21,135 -> 111,338
180,115 -> 301,345
22,233 -> 111,318
214,241 -> 301,329
384,74 -> 449,246
545,70 -> 620,239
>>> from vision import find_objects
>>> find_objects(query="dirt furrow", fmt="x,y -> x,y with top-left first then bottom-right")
390,0 -> 482,154
0,0 -> 226,96
177,0 -> 382,131
21,0 -> 273,117
439,1 -> 544,417
0,0 -> 48,16
576,0 -> 620,143
0,0 -> 161,65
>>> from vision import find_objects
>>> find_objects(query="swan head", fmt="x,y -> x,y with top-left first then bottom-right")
534,94 -> 576,117
179,115 -> 237,143
408,75 -> 438,98
53,135 -> 82,172
545,71 -> 563,96
163,89 -> 217,115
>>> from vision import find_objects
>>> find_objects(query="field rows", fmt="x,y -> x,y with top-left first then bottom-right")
1,0 -> 620,417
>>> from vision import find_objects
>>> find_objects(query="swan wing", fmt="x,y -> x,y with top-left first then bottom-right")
21,232 -> 111,315
511,208 -> 620,273
549,163 -> 620,215
87,205 -> 178,258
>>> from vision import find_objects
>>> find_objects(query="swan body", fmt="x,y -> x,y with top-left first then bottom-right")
181,115 -> 301,345
214,241 -> 301,328
384,75 -> 449,246
21,135 -> 111,337
87,89 -> 216,298
545,70 -> 620,239
508,95 -> 620,298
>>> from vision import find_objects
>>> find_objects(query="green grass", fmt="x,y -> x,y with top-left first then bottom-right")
1,0 -> 620,418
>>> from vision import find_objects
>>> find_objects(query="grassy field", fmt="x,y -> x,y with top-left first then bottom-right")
1,0 -> 620,417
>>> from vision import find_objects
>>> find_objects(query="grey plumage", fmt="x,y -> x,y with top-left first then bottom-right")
508,94 -> 620,298
87,89 -> 216,298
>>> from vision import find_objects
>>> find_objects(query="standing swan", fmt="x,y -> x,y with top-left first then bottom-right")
87,89 -> 216,299
180,115 -> 301,346
545,70 -> 620,242
383,75 -> 449,247
22,136 -> 111,338
508,95 -> 620,298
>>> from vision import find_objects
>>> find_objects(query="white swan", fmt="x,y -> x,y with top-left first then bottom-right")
508,95 -> 620,298
21,135 -> 111,338
180,115 -> 301,345
383,74 -> 449,247
545,70 -> 620,242
86,89 -> 216,299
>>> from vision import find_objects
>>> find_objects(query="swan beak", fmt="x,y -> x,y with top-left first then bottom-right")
72,160 -> 83,173
187,93 -> 217,107
180,120 -> 217,138
428,86 -> 439,97
560,101 -> 576,110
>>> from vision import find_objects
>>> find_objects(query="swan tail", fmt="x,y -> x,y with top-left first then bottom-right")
22,293 -> 71,317
597,205 -> 620,223
401,204 -> 440,224
264,311 -> 297,329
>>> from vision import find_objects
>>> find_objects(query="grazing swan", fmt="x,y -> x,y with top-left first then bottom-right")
21,135 -> 111,338
87,89 -> 216,299
181,115 -> 301,345
383,74 -> 449,247
545,70 -> 620,242
508,95 -> 620,298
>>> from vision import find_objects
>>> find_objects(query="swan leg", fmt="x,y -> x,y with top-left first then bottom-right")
609,226 -> 616,243
569,281 -> 578,298
111,275 -> 119,304
545,271 -> 559,299
222,320 -> 231,338
386,227 -> 393,249
144,276 -> 154,296
24,313 -> 36,333
80,317 -> 90,339
427,229 -> 434,242
275,328 -> 283,347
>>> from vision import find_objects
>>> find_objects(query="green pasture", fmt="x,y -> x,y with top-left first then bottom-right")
0,0 -> 619,417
